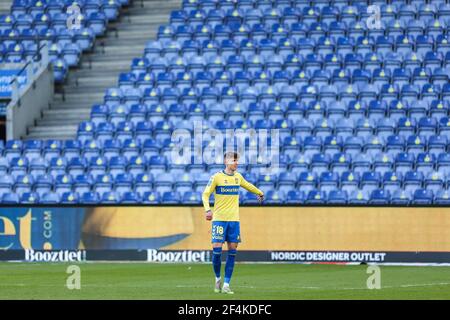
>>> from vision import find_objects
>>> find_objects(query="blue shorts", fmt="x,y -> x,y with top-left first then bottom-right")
211,221 -> 241,243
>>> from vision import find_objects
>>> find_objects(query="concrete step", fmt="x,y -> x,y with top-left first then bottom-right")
88,53 -> 142,63
89,47 -> 146,60
49,105 -> 94,111
63,84 -> 116,94
80,59 -> 132,70
112,31 -> 157,41
43,109 -> 92,118
70,68 -> 129,78
102,37 -> 156,48
66,75 -> 118,87
26,133 -> 79,140
62,83 -> 112,93
36,119 -> 89,126
0,0 -> 11,14
139,0 -> 179,3
125,15 -> 170,24
127,2 -> 180,11
62,90 -> 105,98
60,92 -> 105,102
27,125 -> 79,134
111,20 -> 167,30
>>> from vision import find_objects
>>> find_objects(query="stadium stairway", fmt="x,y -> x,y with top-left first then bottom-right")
0,0 -> 12,14
26,0 -> 181,140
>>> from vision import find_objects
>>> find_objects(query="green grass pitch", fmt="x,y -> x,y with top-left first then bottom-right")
0,263 -> 450,300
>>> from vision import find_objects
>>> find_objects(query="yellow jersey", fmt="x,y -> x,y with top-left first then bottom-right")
202,170 -> 263,221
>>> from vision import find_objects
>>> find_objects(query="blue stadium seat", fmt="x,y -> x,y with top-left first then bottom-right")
60,192 -> 80,204
162,191 -> 181,204
428,135 -> 447,156
40,192 -> 61,204
54,174 -> 73,195
29,157 -> 48,178
434,190 -> 450,205
284,190 -> 304,204
81,191 -> 101,204
23,140 -> 42,160
67,157 -> 87,177
101,191 -> 121,204
391,189 -> 412,205
32,173 -> 53,197
382,171 -> 402,194
14,174 -> 34,195
265,190 -> 285,204
154,172 -> 175,194
4,140 -> 23,161
330,152 -> 351,175
120,191 -> 141,204
339,171 -> 358,193
298,172 -> 317,193
424,171 -> 445,194
403,171 -> 424,193
182,191 -> 201,204
416,153 -> 436,175
9,157 -> 28,179
305,190 -> 326,204
302,136 -> 322,157
19,192 -> 39,204
347,189 -> 369,204
310,153 -> 331,175
385,135 -> 405,156
139,191 -> 159,204
277,172 -> 295,194
2,193 -> 20,204
369,189 -> 391,205
319,171 -> 339,193
343,136 -> 363,157
326,189 -> 347,204
47,156 -> 67,177
94,174 -> 114,194
395,152 -> 415,175
406,135 -> 426,156
74,174 -> 94,195
361,171 -> 381,194
412,189 -> 434,205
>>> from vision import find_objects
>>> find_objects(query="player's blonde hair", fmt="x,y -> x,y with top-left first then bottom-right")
224,151 -> 239,161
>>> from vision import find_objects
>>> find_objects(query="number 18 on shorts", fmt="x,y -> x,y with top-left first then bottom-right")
211,221 -> 241,243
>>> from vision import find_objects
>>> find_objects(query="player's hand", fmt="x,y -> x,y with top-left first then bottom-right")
205,210 -> 212,221
257,194 -> 265,203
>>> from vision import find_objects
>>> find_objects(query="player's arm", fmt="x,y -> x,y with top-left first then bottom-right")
240,174 -> 265,203
202,175 -> 217,220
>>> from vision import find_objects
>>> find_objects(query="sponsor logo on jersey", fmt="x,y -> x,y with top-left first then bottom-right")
215,185 -> 240,195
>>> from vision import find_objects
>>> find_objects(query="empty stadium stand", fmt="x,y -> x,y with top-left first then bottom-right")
1,0 -> 450,204
27,0 -> 181,139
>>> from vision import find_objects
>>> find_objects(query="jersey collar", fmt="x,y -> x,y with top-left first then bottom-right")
222,170 -> 235,176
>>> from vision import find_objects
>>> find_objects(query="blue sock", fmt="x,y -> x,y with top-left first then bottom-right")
212,247 -> 222,278
224,249 -> 237,284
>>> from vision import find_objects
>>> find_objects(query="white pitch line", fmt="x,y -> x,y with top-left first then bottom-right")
175,282 -> 450,290
2,282 -> 450,290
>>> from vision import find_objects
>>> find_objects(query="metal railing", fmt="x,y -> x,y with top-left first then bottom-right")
5,41 -> 49,103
